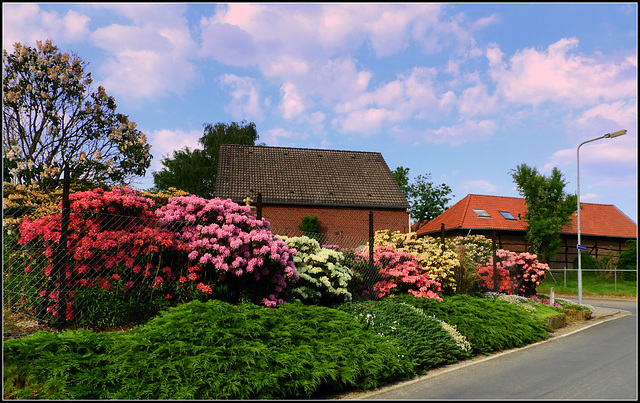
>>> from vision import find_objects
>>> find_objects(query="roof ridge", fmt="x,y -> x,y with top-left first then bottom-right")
221,144 -> 382,155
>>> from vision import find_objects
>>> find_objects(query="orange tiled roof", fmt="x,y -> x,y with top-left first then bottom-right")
415,194 -> 637,239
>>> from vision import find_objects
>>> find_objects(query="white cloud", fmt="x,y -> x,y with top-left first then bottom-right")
280,82 -> 307,120
489,38 -> 637,108
74,5 -> 199,103
147,128 -> 202,174
218,74 -> 264,121
459,179 -> 497,194
2,3 -> 90,49
429,119 -> 497,146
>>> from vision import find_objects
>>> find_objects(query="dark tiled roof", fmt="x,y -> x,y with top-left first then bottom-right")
416,194 -> 637,239
215,144 -> 410,208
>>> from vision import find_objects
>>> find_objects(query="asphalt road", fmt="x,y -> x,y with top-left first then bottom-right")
337,297 -> 637,400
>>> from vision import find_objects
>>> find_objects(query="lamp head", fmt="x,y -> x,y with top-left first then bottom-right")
604,129 -> 627,138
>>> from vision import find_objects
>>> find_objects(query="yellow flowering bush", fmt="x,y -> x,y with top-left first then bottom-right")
373,230 -> 458,294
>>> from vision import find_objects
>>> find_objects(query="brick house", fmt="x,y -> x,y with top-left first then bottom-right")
415,194 -> 637,269
214,144 -> 410,247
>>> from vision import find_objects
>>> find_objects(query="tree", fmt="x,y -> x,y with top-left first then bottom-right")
152,120 -> 259,197
2,40 -> 152,189
392,166 -> 453,226
510,164 -> 577,262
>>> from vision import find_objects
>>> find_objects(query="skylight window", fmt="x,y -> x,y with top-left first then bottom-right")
499,211 -> 517,220
472,209 -> 491,218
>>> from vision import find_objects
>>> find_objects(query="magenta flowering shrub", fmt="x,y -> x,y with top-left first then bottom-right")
17,187 -> 183,324
477,250 -> 549,296
155,196 -> 298,307
357,245 -> 443,300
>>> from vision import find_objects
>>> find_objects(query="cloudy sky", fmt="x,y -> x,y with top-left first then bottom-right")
3,3 -> 637,221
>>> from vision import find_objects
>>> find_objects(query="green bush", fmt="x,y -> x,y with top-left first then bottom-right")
3,300 -> 415,399
391,294 -> 549,355
617,240 -> 637,281
299,215 -> 321,241
336,299 -> 472,373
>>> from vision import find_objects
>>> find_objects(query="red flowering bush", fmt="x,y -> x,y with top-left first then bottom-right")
357,245 -> 442,300
17,187 -> 184,326
477,250 -> 549,296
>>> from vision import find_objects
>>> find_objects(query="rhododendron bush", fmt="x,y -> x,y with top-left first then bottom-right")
357,245 -> 443,300
155,195 -> 297,307
15,188 -> 298,326
373,230 -> 458,294
278,235 -> 352,305
477,250 -> 549,296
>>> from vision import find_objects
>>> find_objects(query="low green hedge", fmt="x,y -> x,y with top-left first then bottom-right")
3,300 -> 414,399
391,294 -> 550,355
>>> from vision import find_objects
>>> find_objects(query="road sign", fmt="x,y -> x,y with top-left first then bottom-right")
577,245 -> 586,251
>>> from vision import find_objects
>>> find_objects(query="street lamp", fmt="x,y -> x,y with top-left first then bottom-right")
576,129 -> 627,305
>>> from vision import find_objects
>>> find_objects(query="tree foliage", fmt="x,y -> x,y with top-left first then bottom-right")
392,166 -> 453,226
510,164 -> 577,262
152,121 -> 259,197
2,40 -> 152,189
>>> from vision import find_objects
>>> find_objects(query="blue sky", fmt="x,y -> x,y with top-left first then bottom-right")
3,3 -> 637,222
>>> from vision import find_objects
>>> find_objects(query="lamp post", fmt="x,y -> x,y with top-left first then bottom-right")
576,129 -> 626,305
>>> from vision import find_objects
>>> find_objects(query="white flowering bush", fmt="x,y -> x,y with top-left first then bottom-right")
373,230 -> 458,294
279,235 -> 353,305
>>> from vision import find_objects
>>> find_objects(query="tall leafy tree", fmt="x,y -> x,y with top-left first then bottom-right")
2,40 -> 152,189
392,166 -> 453,227
510,164 -> 577,262
152,121 -> 259,197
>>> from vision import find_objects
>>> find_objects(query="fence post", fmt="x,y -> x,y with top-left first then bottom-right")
256,192 -> 262,220
369,211 -> 374,265
55,163 -> 71,330
492,230 -> 498,292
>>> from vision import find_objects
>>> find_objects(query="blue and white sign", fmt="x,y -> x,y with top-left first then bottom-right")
577,245 -> 587,251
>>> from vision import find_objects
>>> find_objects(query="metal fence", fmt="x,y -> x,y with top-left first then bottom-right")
4,196 -> 634,332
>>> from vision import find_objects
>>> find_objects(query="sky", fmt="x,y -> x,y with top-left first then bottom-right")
3,3 -> 637,223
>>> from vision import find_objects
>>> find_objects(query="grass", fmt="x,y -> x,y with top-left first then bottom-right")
538,269 -> 637,298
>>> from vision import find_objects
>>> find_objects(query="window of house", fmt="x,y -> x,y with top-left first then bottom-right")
499,210 -> 517,220
472,209 -> 491,218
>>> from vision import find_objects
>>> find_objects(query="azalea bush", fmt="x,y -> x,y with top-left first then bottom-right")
279,235 -> 353,305
155,195 -> 298,307
477,250 -> 549,296
373,230 -> 458,294
357,245 -> 443,300
16,187 -> 183,326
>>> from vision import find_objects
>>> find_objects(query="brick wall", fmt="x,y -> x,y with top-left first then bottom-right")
260,204 -> 409,247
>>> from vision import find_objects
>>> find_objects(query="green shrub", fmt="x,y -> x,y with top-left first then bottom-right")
299,215 -> 321,240
3,300 -> 415,399
336,299 -> 472,373
617,240 -> 637,281
392,294 -> 549,355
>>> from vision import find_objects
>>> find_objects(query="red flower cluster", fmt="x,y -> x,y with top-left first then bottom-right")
358,245 -> 442,300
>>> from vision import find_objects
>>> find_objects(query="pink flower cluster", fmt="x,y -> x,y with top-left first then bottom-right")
477,250 -> 549,296
358,245 -> 442,300
155,195 -> 298,305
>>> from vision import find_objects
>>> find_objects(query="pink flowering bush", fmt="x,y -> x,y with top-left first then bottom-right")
357,245 -> 442,300
477,250 -> 549,296
155,196 -> 298,307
